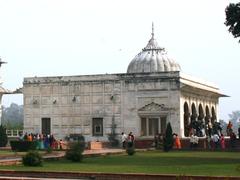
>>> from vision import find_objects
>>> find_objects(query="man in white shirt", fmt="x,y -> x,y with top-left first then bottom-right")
212,133 -> 219,149
121,132 -> 127,149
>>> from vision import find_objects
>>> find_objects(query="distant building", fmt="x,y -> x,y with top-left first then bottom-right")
23,24 -> 226,143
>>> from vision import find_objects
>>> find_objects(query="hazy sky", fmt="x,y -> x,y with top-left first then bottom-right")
0,0 -> 239,121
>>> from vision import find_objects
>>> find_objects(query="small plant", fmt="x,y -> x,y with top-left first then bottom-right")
22,151 -> 43,166
126,141 -> 135,156
126,147 -> 135,156
65,136 -> 85,162
0,125 -> 8,147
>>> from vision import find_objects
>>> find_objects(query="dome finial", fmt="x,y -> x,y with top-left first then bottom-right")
151,22 -> 154,39
0,57 -> 7,67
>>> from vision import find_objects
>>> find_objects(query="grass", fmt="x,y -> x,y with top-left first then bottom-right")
0,149 -> 57,157
1,151 -> 240,176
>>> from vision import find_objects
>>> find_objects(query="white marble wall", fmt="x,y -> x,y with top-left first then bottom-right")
25,72 -> 219,140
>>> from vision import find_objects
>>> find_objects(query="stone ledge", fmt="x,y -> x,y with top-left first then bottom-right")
0,170 -> 239,180
89,141 -> 102,150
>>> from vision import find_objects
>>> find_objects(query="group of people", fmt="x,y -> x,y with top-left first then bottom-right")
154,133 -> 181,150
19,133 -> 65,150
121,132 -> 135,149
190,120 -> 239,150
206,132 -> 238,150
153,120 -> 240,151
20,120 -> 240,151
208,121 -> 237,150
204,133 -> 226,150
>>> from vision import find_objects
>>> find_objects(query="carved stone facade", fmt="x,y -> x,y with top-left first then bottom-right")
23,72 -> 225,141
23,25 -> 226,141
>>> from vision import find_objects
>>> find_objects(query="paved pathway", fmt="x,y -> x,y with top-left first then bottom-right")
0,148 -> 125,165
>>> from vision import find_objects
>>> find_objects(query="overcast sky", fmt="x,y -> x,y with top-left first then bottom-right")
0,0 -> 239,121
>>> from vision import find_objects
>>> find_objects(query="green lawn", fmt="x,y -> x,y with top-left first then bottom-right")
1,151 -> 240,176
0,150 -> 57,157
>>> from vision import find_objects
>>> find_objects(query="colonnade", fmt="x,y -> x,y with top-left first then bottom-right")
183,102 -> 217,137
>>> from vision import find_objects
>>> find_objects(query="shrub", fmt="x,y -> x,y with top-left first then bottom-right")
22,151 -> 43,166
163,122 -> 173,152
126,142 -> 135,156
0,125 -> 8,147
65,136 -> 85,162
10,141 -> 37,152
126,147 -> 135,156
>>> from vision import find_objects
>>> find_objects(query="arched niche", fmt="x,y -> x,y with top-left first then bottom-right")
211,106 -> 217,124
195,103 -> 205,137
184,102 -> 190,137
205,106 -> 210,123
198,104 -> 204,120
191,103 -> 197,123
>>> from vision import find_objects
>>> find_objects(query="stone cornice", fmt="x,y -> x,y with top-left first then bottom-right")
180,72 -> 228,97
23,72 -> 180,85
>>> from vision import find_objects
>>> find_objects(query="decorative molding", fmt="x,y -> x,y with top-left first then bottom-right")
138,102 -> 169,112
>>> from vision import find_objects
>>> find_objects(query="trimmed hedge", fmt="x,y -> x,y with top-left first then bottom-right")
10,141 -> 37,152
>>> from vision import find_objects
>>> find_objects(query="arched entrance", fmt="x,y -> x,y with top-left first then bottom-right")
205,106 -> 210,123
190,103 -> 197,135
197,104 -> 205,137
184,102 -> 190,137
211,107 -> 217,124
205,106 -> 211,136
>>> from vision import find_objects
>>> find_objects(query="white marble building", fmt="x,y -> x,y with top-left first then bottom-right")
23,25 -> 226,141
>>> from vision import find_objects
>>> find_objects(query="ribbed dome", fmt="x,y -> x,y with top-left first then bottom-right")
127,24 -> 181,73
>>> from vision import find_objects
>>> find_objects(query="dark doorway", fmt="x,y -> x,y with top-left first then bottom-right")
92,118 -> 103,136
149,118 -> 159,136
42,118 -> 51,135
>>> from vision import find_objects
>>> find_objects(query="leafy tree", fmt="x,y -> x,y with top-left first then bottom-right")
163,122 -> 173,152
228,110 -> 240,133
0,125 -> 8,147
1,103 -> 23,129
225,2 -> 240,42
219,119 -> 227,135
